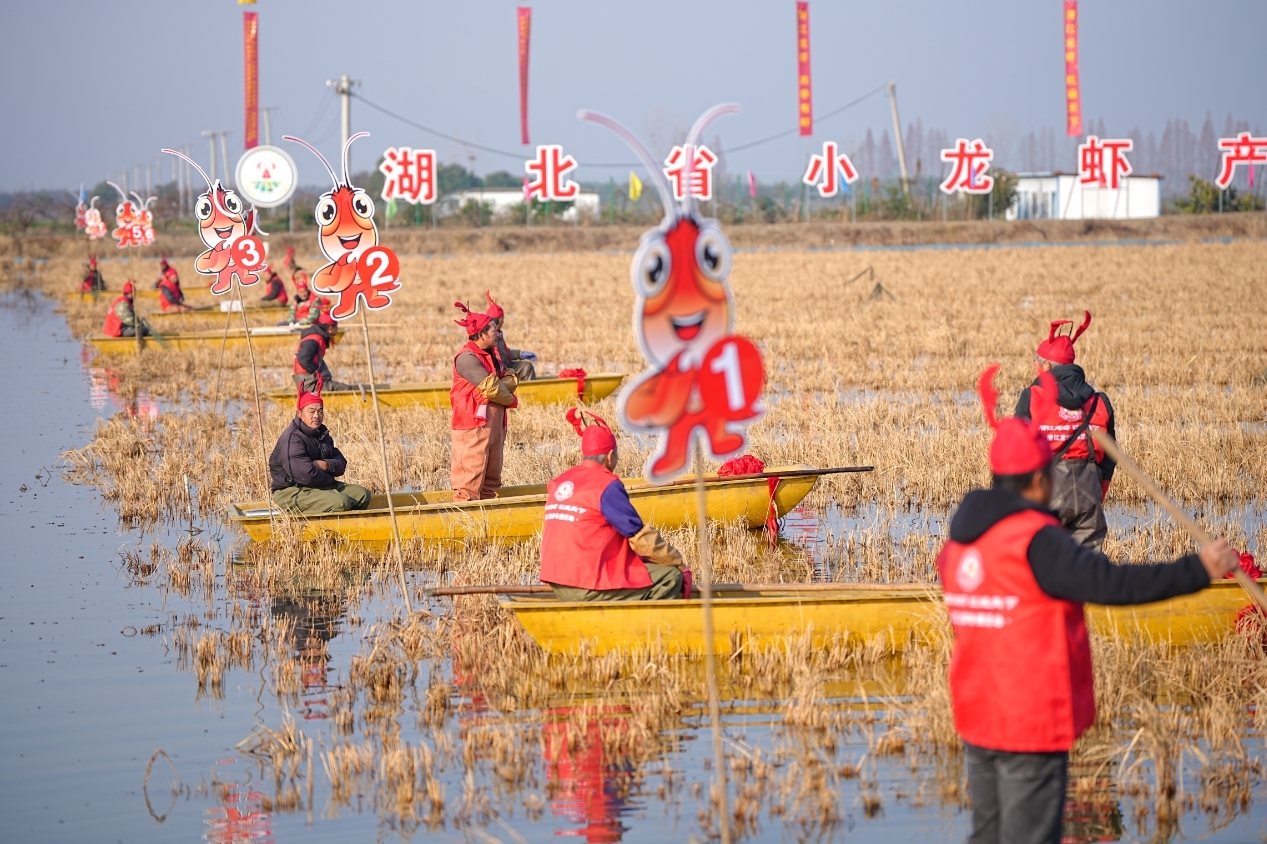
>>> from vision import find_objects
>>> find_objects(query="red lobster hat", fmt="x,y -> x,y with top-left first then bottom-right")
317,309 -> 337,327
979,364 -> 1056,475
453,301 -> 492,336
297,389 -> 323,410
88,255 -> 97,267
122,280 -> 135,296
1036,311 -> 1091,365
567,407 -> 617,456
293,271 -> 309,290
485,290 -> 505,320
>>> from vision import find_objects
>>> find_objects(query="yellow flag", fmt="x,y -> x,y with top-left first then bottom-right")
238,0 -> 257,5
629,171 -> 642,203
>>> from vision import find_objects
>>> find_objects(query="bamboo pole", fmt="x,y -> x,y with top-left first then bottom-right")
359,308 -> 414,614
1091,430 -> 1267,613
426,581 -> 931,598
209,304 -> 235,413
235,284 -> 272,506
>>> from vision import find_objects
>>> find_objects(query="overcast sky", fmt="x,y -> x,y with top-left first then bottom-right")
3,0 -> 1264,190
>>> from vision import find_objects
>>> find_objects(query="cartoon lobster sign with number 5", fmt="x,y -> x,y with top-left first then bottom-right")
579,104 -> 765,483
162,148 -> 266,294
284,132 -> 400,320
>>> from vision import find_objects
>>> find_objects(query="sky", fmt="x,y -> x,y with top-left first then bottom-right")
2,0 -> 1264,190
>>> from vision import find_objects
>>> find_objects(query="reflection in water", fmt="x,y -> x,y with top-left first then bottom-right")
204,762 -> 274,843
84,344 -> 160,420
544,712 -> 638,843
270,591 -> 349,722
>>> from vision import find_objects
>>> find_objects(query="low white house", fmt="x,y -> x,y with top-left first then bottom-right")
1006,173 -> 1161,221
439,188 -> 600,222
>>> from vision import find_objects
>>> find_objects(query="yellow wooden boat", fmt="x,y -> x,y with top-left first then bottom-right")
261,373 -> 626,410
226,464 -> 824,547
151,304 -> 285,322
87,326 -> 300,354
62,288 -> 219,304
499,579 -> 1264,655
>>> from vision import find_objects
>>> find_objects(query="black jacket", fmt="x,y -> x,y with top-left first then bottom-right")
1015,363 -> 1117,481
947,487 -> 1208,604
295,324 -> 333,375
269,417 -> 348,491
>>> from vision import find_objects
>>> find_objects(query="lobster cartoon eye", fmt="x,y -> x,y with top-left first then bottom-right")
194,196 -> 213,220
116,203 -> 129,219
631,237 -> 671,298
351,190 -> 374,219
316,197 -> 338,225
694,226 -> 732,283
222,191 -> 243,215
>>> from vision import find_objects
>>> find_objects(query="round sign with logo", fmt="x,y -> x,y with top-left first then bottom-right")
554,481 -> 575,502
234,145 -> 299,208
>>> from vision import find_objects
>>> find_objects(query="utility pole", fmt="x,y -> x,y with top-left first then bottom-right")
261,106 -> 279,146
887,81 -> 911,199
216,131 -> 232,187
202,131 -> 218,183
327,75 -> 360,171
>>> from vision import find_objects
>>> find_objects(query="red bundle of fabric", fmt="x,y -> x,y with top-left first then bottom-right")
718,455 -> 779,544
559,367 -> 588,398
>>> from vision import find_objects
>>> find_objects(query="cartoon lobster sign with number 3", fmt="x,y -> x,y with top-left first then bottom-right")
579,104 -> 765,483
283,132 -> 400,320
162,148 -> 266,295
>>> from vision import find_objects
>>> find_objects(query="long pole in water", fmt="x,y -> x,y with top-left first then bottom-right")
210,305 -> 235,413
359,308 -> 414,614
234,284 -> 272,511
1091,430 -> 1267,612
693,441 -> 731,844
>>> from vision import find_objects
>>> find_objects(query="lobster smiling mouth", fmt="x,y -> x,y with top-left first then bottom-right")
670,311 -> 706,341
214,226 -> 233,240
338,234 -> 362,250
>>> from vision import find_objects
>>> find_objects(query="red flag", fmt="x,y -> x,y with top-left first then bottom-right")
517,7 -> 531,145
796,2 -> 812,137
747,170 -> 757,198
1063,1 -> 1081,137
243,12 -> 259,149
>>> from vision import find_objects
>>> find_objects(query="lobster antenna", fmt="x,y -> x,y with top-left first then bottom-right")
89,196 -> 99,208
129,191 -> 145,208
283,135 -> 339,187
577,109 -> 675,221
162,148 -> 213,190
683,103 -> 740,219
105,180 -> 129,203
341,131 -> 370,186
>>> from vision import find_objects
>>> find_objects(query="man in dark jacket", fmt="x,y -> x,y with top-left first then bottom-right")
260,270 -> 289,307
269,390 -> 370,514
939,365 -> 1238,844
1015,312 -> 1116,549
293,311 -> 355,393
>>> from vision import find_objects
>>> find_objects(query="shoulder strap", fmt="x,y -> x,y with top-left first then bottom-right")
1053,394 -> 1099,460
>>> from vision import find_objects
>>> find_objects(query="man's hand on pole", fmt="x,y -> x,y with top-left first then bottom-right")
1199,538 -> 1241,581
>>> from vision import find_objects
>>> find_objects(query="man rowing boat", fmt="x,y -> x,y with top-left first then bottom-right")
101,282 -> 150,337
81,255 -> 106,293
286,274 -> 325,327
260,270 -> 290,307
157,265 -> 191,312
937,365 -> 1238,844
269,388 -> 370,514
540,409 -> 686,601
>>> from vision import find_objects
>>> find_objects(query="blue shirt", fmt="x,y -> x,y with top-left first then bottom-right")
598,479 -> 644,538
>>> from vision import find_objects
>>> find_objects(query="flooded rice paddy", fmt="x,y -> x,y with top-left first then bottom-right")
3,288 -> 1267,842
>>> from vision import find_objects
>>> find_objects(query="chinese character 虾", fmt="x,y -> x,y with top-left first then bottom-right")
1078,135 -> 1133,189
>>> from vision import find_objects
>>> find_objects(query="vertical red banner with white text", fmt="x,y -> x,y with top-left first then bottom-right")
1063,1 -> 1081,137
796,2 -> 812,136
518,7 -> 531,145
244,11 -> 259,149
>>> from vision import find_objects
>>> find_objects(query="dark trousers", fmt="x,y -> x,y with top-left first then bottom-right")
119,325 -> 151,337
1050,459 -> 1107,550
965,742 -> 1068,844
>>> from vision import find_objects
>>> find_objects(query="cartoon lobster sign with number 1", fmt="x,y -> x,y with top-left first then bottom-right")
283,132 -> 400,320
579,104 -> 765,483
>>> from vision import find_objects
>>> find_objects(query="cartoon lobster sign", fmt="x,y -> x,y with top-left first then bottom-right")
83,197 -> 107,240
579,104 -> 765,483
283,132 -> 400,320
161,148 -> 266,295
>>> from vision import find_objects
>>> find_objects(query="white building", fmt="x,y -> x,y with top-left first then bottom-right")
439,188 -> 600,222
1006,173 -> 1161,221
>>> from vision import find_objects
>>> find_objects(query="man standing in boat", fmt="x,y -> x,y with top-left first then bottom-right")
269,389 -> 370,514
81,255 -> 106,293
450,303 -> 518,501
938,365 -> 1238,844
1015,312 -> 1115,550
293,311 -> 354,393
539,409 -> 686,601
101,281 -> 150,337
484,290 -> 538,381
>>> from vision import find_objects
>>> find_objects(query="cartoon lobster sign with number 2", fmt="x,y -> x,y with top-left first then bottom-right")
579,104 -> 765,483
162,148 -> 266,295
283,132 -> 400,320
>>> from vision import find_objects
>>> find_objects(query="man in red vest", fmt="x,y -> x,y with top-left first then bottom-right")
484,290 -> 538,380
260,270 -> 290,307
1015,312 -> 1116,549
937,365 -> 1238,844
293,311 -> 353,393
286,274 -> 324,327
101,282 -> 150,337
450,303 -> 519,501
81,255 -> 106,293
541,409 -> 685,601
157,266 -> 191,312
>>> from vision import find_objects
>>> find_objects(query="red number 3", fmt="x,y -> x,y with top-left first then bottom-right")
232,235 -> 266,270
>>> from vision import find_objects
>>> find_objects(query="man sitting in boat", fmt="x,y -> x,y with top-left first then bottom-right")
268,388 -> 370,515
937,366 -> 1239,844
157,266 -> 192,312
101,282 -> 151,337
81,255 -> 106,293
485,290 -> 538,381
260,270 -> 289,307
286,274 -> 325,327
540,409 -> 686,601
451,303 -> 518,501
293,311 -> 354,393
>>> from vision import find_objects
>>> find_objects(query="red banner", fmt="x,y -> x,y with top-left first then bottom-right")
517,7 -> 531,145
244,11 -> 259,149
1063,1 -> 1081,137
796,2 -> 812,136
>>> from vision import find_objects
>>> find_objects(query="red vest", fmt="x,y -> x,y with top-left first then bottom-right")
293,331 -> 328,375
1032,392 -> 1110,463
158,276 -> 183,311
937,509 -> 1094,752
540,461 -> 651,591
451,341 -> 516,430
101,295 -> 130,336
266,277 -> 289,305
293,296 -> 313,322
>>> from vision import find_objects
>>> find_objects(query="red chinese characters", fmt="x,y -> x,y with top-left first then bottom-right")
378,146 -> 436,204
1078,135 -> 1133,189
663,144 -> 718,202
802,141 -> 859,197
1215,132 -> 1267,190
940,139 -> 994,195
1063,1 -> 1082,136
525,144 -> 579,201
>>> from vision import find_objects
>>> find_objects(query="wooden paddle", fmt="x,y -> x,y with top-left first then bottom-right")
425,581 -> 925,598
1091,429 -> 1267,613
